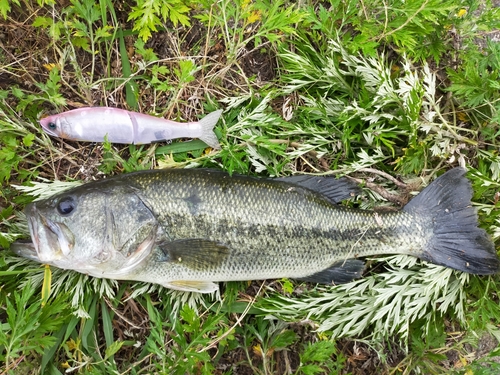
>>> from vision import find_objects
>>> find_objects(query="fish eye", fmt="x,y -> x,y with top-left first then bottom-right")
57,197 -> 76,215
48,122 -> 57,130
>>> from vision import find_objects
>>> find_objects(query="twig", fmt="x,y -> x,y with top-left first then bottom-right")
350,177 -> 406,206
123,353 -> 155,375
198,282 -> 265,353
104,297 -> 143,330
359,0 -> 369,21
357,167 -> 407,189
1,355 -> 25,375
299,154 -> 321,173
375,0 -> 430,41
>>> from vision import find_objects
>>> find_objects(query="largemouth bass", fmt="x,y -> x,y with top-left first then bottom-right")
11,168 -> 499,293
40,107 -> 222,148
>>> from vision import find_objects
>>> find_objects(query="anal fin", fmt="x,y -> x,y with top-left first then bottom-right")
298,259 -> 365,285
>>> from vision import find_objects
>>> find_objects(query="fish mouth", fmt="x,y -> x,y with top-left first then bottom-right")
41,127 -> 58,137
10,239 -> 39,261
23,205 -> 75,263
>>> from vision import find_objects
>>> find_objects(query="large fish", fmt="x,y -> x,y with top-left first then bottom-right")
39,107 -> 222,148
11,168 -> 499,293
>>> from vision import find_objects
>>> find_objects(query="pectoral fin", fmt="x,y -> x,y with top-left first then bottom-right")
156,239 -> 230,271
162,280 -> 219,293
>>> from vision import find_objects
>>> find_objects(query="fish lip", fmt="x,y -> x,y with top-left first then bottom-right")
24,205 -> 74,262
41,127 -> 58,137
27,205 -> 41,255
10,239 -> 39,261
18,204 -> 45,262
40,215 -> 72,261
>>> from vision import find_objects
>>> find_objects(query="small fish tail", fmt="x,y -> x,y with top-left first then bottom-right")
403,168 -> 499,274
198,110 -> 222,149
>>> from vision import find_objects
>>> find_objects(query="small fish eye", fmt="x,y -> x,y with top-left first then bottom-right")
48,122 -> 57,130
57,197 -> 76,215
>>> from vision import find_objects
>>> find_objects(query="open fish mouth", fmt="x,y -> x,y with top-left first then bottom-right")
20,206 -> 75,263
11,213 -> 75,263
10,212 -> 45,262
10,239 -> 39,261
40,123 -> 58,137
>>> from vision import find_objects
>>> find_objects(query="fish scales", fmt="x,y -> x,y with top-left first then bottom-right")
130,170 -> 422,280
11,168 -> 500,293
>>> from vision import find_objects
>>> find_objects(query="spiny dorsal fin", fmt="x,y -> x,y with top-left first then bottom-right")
276,175 -> 360,204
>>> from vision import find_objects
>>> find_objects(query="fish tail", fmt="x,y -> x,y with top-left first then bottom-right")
403,168 -> 499,274
198,110 -> 222,149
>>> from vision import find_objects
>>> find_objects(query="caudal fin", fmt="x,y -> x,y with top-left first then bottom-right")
403,168 -> 499,274
198,110 -> 222,149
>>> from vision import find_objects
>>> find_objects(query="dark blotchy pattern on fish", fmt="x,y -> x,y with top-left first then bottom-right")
11,168 -> 500,292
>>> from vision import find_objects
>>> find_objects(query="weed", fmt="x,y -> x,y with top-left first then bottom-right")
237,317 -> 297,375
278,36 -> 482,174
0,100 -> 52,185
128,0 -> 192,41
258,256 -> 470,344
195,0 -> 303,87
99,141 -> 155,174
295,340 -> 346,375
145,296 -> 223,374
0,283 -> 68,372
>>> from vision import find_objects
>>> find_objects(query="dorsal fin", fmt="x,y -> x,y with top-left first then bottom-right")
276,175 -> 360,204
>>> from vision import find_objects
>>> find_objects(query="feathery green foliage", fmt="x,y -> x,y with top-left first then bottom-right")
259,256 -> 469,343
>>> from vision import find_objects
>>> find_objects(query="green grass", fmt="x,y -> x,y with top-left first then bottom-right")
1,0 -> 500,373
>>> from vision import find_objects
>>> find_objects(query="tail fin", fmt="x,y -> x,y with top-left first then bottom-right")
403,168 -> 499,274
198,110 -> 222,149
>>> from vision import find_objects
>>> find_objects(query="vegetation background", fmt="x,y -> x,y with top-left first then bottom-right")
1,0 -> 500,373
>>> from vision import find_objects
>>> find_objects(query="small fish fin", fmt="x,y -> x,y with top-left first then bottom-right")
198,110 -> 222,149
276,175 -> 360,203
404,168 -> 500,274
156,239 -> 230,270
297,259 -> 365,284
161,280 -> 219,293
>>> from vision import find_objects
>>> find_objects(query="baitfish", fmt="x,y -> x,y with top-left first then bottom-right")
39,107 -> 222,148
11,168 -> 499,293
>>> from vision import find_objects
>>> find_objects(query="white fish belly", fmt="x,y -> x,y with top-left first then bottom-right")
134,114 -> 200,144
66,108 -> 135,143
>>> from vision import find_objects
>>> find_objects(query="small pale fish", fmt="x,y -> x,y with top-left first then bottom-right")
39,107 -> 222,149
11,168 -> 500,293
